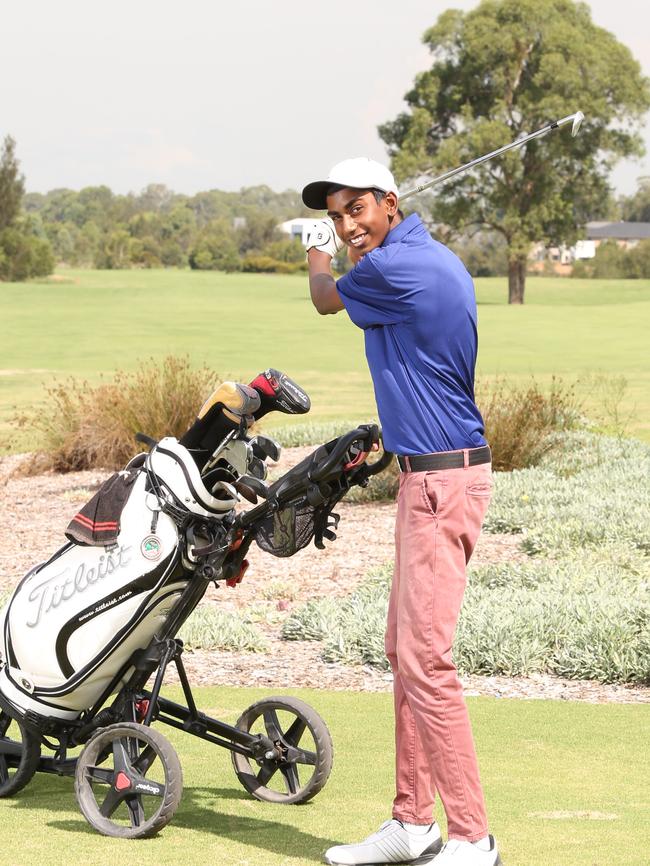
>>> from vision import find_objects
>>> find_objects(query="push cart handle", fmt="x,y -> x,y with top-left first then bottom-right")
357,447 -> 394,478
308,424 -> 379,482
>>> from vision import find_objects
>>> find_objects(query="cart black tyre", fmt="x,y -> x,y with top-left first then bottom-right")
0,710 -> 41,797
232,695 -> 333,804
74,722 -> 182,838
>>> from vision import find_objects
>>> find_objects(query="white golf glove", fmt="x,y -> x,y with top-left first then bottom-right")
306,218 -> 344,258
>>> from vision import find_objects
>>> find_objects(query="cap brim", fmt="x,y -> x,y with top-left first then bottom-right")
301,181 -> 331,210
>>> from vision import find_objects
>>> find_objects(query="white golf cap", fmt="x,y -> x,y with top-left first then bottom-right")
302,157 -> 398,210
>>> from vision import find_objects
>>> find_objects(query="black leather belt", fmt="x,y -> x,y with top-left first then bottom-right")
397,445 -> 491,472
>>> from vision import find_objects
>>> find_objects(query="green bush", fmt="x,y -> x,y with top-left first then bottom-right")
180,605 -> 267,652
0,226 -> 54,281
282,550 -> 650,684
269,420 -> 371,448
348,378 -> 582,504
260,237 -> 306,264
572,239 -> 650,279
477,376 -> 582,472
17,356 -> 223,472
484,432 -> 650,555
282,597 -> 342,641
188,227 -> 241,272
241,254 -> 306,274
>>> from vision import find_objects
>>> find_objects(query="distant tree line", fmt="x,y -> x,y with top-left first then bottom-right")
3,128 -> 650,283
23,182 -> 314,273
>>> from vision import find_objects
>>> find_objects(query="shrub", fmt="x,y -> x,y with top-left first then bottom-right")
241,254 -> 306,274
571,239 -> 650,280
282,550 -> 650,684
282,597 -> 342,641
17,356 -> 223,472
477,377 -> 581,472
483,432 -> 650,555
0,227 -> 54,281
260,237 -> 306,264
347,378 -> 582,504
269,420 -> 371,448
179,605 -> 267,652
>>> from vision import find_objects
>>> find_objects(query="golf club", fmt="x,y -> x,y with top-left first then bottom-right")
399,110 -> 584,201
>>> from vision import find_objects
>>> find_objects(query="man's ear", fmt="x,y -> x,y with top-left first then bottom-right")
384,191 -> 399,217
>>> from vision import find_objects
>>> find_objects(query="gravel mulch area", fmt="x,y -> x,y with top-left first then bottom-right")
1,449 -> 647,705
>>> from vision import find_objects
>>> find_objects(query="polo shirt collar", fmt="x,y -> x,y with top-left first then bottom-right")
381,213 -> 422,247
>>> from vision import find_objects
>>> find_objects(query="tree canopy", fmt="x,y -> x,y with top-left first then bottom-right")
0,136 -> 25,231
621,177 -> 650,222
379,0 -> 650,302
0,136 -> 54,281
21,183 -> 311,273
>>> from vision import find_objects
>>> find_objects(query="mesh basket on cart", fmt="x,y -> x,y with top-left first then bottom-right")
254,491 -> 343,557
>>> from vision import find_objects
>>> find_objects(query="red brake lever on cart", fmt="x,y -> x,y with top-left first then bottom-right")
344,441 -> 379,471
225,531 -> 249,587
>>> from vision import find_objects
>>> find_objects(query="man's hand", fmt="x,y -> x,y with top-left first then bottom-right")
306,217 -> 344,258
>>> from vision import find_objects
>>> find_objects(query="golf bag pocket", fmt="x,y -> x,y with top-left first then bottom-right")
0,472 -> 186,719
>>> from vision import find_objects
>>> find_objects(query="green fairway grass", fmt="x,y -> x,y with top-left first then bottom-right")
0,686 -> 647,865
1,270 -> 648,451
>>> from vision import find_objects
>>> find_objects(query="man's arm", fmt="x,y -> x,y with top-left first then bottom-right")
308,248 -> 345,315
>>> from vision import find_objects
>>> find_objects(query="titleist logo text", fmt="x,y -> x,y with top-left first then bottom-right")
26,545 -> 133,628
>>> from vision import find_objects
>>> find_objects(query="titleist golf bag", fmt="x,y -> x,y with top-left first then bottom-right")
0,368 -> 392,838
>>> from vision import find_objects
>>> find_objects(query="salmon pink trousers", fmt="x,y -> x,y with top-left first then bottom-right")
385,458 -> 493,842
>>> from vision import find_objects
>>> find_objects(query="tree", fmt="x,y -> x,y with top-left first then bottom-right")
0,228 -> 54,281
0,136 -> 25,231
188,219 -> 241,272
0,136 -> 55,280
621,177 -> 650,222
379,0 -> 650,303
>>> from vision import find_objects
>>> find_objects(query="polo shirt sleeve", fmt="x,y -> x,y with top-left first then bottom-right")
336,250 -> 408,329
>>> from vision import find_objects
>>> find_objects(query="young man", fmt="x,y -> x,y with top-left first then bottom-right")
302,158 -> 501,866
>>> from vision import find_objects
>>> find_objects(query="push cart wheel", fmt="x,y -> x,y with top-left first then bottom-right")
74,722 -> 182,838
232,696 -> 333,805
0,710 -> 41,797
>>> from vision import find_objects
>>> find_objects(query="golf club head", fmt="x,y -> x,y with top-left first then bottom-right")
247,455 -> 268,481
211,480 -> 239,505
251,434 -> 282,463
571,111 -> 584,137
236,474 -> 269,502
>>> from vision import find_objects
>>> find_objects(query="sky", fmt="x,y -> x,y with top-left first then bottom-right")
2,0 -> 649,198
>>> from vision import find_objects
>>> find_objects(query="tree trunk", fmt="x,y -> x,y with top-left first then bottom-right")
508,257 -> 527,304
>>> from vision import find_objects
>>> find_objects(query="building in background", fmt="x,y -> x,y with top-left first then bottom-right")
530,221 -> 650,274
278,218 -> 321,245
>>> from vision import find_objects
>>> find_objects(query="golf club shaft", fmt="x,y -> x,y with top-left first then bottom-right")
399,111 -> 584,202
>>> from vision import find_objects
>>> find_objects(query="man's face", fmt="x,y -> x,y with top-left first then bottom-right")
326,188 -> 398,256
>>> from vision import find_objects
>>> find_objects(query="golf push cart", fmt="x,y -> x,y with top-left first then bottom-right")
0,369 -> 393,838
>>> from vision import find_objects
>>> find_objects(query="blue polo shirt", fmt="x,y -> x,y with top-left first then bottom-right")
336,213 -> 486,455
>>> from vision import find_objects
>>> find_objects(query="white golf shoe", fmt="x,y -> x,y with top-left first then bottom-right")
433,836 -> 502,865
324,819 -> 443,865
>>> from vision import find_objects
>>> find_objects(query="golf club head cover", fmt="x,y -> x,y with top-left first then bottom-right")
179,382 -> 261,461
249,369 -> 311,419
